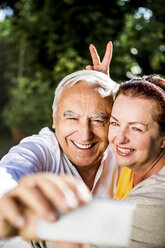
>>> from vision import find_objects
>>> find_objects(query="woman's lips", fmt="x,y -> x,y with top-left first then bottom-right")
116,145 -> 135,156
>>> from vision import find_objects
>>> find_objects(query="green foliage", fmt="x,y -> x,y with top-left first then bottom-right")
0,18 -> 19,132
53,47 -> 89,83
3,73 -> 53,135
0,0 -> 165,139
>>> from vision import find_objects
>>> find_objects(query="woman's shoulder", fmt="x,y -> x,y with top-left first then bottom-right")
126,166 -> 165,203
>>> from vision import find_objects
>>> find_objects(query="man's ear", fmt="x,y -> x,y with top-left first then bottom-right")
52,116 -> 56,129
161,136 -> 165,148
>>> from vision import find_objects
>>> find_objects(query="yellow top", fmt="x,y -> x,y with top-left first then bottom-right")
114,167 -> 134,200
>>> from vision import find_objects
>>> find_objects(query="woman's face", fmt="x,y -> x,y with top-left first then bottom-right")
108,94 -> 165,172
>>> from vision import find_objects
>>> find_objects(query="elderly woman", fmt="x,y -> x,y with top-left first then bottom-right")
108,74 -> 165,247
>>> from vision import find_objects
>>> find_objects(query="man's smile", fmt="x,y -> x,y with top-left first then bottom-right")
72,141 -> 96,150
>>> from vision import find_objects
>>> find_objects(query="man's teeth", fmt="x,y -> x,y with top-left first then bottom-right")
118,147 -> 134,153
73,141 -> 93,149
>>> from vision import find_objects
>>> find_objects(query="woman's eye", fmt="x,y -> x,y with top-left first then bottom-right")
132,127 -> 142,132
110,121 -> 119,126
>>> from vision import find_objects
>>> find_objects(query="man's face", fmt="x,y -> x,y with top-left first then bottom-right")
53,81 -> 113,169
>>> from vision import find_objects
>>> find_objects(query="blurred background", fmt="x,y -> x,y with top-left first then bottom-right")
0,0 -> 165,158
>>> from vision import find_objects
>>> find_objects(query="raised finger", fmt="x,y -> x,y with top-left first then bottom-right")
102,41 -> 113,68
89,44 -> 100,66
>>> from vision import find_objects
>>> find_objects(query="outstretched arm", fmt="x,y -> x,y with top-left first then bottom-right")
0,173 -> 91,240
86,41 -> 113,76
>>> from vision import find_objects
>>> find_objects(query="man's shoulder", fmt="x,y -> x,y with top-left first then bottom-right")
20,127 -> 56,145
38,127 -> 54,136
15,127 -> 59,155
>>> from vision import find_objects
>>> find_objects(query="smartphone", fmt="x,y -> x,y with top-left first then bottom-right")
37,198 -> 136,247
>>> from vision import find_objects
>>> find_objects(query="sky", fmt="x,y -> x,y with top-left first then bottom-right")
0,7 -> 13,22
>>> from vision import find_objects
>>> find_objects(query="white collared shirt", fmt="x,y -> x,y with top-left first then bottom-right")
0,127 -> 117,248
0,127 -> 116,198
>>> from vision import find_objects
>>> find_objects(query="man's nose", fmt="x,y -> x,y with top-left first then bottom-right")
79,121 -> 94,141
115,128 -> 129,144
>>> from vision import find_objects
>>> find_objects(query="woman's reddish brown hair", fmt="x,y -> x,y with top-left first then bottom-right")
117,74 -> 165,133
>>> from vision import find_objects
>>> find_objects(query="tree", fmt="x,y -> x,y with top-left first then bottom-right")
0,0 -> 165,140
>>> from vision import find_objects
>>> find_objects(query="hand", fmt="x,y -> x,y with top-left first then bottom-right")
0,173 -> 91,240
86,41 -> 113,76
52,241 -> 85,248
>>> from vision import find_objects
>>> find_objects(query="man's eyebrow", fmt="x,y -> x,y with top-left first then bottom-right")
91,113 -> 109,119
110,115 -> 148,126
63,111 -> 109,119
63,110 -> 80,117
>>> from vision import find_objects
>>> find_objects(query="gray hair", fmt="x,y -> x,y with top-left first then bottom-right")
52,70 -> 119,116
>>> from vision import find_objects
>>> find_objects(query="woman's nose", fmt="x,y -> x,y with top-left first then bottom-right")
115,129 -> 129,144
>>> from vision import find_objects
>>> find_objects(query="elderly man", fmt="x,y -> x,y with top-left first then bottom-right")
0,43 -> 119,247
